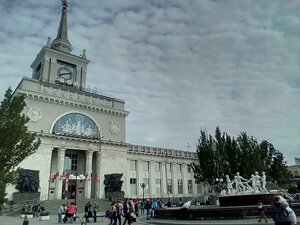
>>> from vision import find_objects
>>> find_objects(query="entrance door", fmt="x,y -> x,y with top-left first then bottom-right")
68,180 -> 76,199
62,180 -> 76,199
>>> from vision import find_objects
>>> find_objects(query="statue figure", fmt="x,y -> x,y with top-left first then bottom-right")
103,173 -> 123,193
249,174 -> 258,192
15,169 -> 40,192
235,172 -> 247,192
254,171 -> 263,192
225,175 -> 234,195
261,172 -> 268,193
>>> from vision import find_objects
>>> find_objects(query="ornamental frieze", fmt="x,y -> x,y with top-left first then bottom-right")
41,85 -> 113,108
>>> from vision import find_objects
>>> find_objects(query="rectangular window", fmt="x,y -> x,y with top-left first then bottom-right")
176,164 -> 182,173
155,179 -> 161,195
65,153 -> 78,170
129,160 -> 136,170
143,178 -> 149,195
130,178 -> 137,195
177,179 -> 183,194
143,161 -> 149,171
187,165 -> 192,173
187,180 -> 192,194
154,162 -> 160,172
167,179 -> 173,194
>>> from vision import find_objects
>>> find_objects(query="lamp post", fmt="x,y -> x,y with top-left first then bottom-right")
74,171 -> 79,205
215,178 -> 224,195
140,183 -> 147,203
70,171 -> 84,205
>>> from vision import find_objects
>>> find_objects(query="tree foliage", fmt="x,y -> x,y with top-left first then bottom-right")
0,88 -> 40,205
192,127 -> 291,188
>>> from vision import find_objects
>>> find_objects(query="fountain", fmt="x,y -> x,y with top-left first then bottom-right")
159,171 -> 300,220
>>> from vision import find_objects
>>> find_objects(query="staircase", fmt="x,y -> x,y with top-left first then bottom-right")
39,199 -> 112,216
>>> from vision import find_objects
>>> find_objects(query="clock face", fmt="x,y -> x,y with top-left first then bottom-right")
57,61 -> 75,83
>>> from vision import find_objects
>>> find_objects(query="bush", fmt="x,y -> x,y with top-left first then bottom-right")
40,212 -> 49,216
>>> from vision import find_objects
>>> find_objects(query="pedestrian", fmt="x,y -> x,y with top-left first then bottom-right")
166,198 -> 171,208
115,200 -> 122,225
122,199 -> 132,225
92,200 -> 99,222
84,201 -> 92,222
145,199 -> 151,220
57,203 -> 66,223
282,201 -> 297,225
140,200 -> 145,215
271,196 -> 289,225
67,202 -> 77,223
257,201 -> 267,223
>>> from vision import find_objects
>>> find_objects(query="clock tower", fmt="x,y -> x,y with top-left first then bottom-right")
30,0 -> 89,90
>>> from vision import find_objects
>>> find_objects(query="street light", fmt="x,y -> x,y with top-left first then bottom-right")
69,171 -> 84,205
70,171 -> 79,205
140,183 -> 147,203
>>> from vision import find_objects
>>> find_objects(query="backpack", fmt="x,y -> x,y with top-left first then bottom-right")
105,210 -> 113,219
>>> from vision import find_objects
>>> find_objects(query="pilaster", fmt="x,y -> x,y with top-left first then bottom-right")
171,163 -> 176,197
55,147 -> 65,199
84,150 -> 93,199
181,164 -> 187,196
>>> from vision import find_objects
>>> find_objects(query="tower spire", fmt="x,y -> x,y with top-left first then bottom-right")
51,0 -> 73,53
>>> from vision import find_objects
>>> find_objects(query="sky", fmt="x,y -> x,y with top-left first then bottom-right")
0,0 -> 300,165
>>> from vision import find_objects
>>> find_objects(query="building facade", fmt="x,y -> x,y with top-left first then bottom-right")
288,157 -> 300,191
6,2 -> 201,201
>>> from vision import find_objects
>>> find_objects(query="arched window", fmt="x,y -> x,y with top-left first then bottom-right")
52,113 -> 99,139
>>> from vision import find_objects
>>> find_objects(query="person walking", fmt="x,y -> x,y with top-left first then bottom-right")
122,199 -> 132,225
282,201 -> 297,225
271,196 -> 289,225
257,201 -> 267,223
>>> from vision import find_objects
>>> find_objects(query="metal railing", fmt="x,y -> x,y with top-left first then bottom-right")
1,194 -> 47,216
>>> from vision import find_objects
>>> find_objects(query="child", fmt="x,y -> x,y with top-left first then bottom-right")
258,201 -> 267,223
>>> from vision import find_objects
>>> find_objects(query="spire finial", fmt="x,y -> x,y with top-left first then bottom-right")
51,0 -> 72,53
82,49 -> 86,59
46,36 -> 51,47
62,0 -> 68,9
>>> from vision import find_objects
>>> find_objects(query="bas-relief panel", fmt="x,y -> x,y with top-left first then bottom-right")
40,85 -> 113,108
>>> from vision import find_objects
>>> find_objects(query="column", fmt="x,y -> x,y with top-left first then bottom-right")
160,162 -> 167,197
181,164 -> 187,196
55,148 -> 65,199
95,151 -> 101,199
137,161 -> 143,198
84,150 -> 93,199
149,161 -> 155,197
171,163 -> 176,197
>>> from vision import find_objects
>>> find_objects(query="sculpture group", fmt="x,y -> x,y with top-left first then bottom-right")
222,171 -> 268,195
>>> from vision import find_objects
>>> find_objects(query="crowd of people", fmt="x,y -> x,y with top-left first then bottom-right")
21,203 -> 45,217
105,197 -> 175,224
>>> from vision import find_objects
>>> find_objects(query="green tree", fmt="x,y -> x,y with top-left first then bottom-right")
192,127 -> 291,188
0,88 -> 40,206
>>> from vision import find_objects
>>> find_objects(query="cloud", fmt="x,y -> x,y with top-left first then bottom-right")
0,0 -> 300,164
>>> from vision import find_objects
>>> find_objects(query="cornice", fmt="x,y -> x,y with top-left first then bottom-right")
36,132 -> 129,147
128,144 -> 198,160
18,86 -> 129,117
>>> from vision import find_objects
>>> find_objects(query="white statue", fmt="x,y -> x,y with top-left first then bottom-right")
235,172 -> 247,192
261,172 -> 268,193
249,174 -> 258,192
226,175 -> 234,195
254,171 -> 263,192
